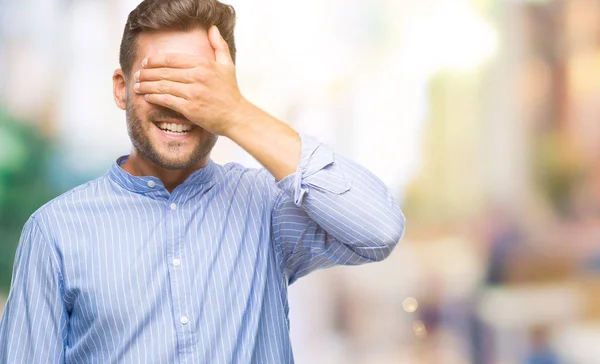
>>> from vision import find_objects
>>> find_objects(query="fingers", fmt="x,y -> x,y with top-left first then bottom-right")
144,94 -> 187,114
208,26 -> 233,65
134,68 -> 195,84
134,80 -> 190,99
142,53 -> 209,69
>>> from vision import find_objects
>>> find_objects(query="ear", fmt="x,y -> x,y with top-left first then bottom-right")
113,69 -> 127,110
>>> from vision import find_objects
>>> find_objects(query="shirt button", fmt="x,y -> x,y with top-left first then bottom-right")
147,180 -> 156,188
180,316 -> 189,325
170,203 -> 177,211
172,258 -> 181,267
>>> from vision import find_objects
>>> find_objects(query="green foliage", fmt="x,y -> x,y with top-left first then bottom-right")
0,109 -> 61,293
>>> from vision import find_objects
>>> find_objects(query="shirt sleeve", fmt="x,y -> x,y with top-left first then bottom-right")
271,134 -> 406,284
0,217 -> 68,363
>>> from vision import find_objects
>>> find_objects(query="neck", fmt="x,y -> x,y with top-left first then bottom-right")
121,149 -> 210,193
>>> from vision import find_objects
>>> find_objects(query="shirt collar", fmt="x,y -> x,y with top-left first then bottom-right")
108,155 -> 216,194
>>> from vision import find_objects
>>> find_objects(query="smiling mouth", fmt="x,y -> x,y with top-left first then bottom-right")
155,122 -> 195,135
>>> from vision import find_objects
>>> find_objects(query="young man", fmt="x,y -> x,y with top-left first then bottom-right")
0,0 -> 405,362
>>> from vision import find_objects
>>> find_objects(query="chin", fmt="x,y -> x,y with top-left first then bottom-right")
152,153 -> 201,170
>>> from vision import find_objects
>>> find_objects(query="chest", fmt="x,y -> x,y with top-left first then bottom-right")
56,193 -> 277,335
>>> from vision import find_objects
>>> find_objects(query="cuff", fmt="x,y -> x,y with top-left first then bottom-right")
276,134 -> 350,206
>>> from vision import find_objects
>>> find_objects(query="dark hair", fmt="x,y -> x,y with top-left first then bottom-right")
119,0 -> 236,76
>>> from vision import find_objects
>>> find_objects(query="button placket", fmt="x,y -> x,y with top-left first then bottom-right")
166,195 -> 195,353
166,198 -> 191,343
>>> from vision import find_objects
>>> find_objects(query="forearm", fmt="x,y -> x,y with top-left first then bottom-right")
224,99 -> 301,181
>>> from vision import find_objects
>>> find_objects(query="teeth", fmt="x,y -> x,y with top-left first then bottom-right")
157,122 -> 193,133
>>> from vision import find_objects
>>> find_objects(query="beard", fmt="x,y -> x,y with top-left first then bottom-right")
125,97 -> 217,170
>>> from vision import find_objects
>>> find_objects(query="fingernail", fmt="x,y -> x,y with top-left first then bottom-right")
142,58 -> 148,67
144,94 -> 149,101
134,71 -> 140,82
134,83 -> 140,92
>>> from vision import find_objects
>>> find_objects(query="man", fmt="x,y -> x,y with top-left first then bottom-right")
0,0 -> 405,362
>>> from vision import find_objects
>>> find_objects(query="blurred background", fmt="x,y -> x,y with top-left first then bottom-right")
1,0 -> 600,362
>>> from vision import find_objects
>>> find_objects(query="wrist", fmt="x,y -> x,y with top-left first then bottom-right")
223,98 -> 265,139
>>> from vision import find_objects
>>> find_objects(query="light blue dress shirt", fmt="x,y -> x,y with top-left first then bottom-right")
0,135 -> 405,363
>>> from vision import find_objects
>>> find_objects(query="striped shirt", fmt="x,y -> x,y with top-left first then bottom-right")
0,135 -> 405,363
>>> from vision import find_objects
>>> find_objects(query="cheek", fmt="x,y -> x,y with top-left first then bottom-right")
131,99 -> 154,121
129,87 -> 146,104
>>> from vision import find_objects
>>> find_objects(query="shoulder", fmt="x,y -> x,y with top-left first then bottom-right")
215,161 -> 274,186
30,174 -> 111,230
211,162 -> 282,203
